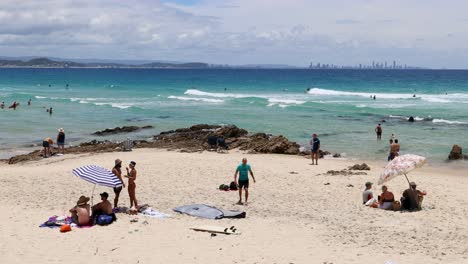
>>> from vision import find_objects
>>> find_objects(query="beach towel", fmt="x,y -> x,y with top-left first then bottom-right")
39,215 -> 76,228
174,204 -> 224,219
173,204 -> 246,219
140,207 -> 171,218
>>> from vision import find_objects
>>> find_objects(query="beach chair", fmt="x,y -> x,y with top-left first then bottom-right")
122,138 -> 133,151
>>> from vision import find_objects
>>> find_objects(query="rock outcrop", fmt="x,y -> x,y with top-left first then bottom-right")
348,163 -> 371,170
92,125 -> 153,136
448,145 -> 463,160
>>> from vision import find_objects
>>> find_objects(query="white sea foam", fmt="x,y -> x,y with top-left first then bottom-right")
93,102 -> 134,109
432,119 -> 467,125
184,89 -> 249,99
168,96 -> 223,103
34,96 -> 47,99
306,88 -> 464,104
268,98 -> 305,105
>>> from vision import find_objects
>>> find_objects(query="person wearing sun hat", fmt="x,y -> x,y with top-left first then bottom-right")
69,195 -> 91,226
56,128 -> 66,154
112,159 -> 125,208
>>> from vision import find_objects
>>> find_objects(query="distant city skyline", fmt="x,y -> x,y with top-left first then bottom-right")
309,60 -> 422,70
0,1 -> 468,68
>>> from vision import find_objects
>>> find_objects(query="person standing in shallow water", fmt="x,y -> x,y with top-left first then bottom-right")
125,161 -> 138,209
310,134 -> 320,165
375,123 -> 383,140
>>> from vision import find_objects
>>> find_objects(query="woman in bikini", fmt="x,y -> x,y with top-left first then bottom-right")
125,161 -> 138,209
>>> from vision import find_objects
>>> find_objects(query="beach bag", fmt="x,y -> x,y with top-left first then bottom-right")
60,224 -> 72,233
392,201 -> 401,211
96,214 -> 114,225
229,181 -> 238,191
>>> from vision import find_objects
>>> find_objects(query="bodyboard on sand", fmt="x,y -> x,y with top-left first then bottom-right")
190,225 -> 241,235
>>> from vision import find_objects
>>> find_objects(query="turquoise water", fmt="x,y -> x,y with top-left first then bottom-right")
1,68 -> 467,163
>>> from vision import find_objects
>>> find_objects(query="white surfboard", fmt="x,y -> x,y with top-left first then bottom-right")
190,225 -> 241,235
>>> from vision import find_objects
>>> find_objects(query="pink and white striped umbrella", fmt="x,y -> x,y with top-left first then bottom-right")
378,154 -> 426,185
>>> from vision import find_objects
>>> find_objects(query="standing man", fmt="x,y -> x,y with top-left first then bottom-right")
375,124 -> 383,140
310,134 -> 320,165
234,158 -> 256,205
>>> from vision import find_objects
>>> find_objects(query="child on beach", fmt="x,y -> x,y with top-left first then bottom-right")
234,158 -> 256,205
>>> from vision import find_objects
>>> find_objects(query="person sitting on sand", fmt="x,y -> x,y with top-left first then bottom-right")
92,192 -> 113,217
401,182 -> 427,211
310,134 -> 320,165
363,182 -> 374,204
125,161 -> 138,209
234,158 -> 256,205
112,159 -> 125,208
378,185 -> 395,210
69,196 -> 91,226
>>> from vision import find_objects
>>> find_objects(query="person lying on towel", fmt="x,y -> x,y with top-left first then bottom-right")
69,196 -> 91,226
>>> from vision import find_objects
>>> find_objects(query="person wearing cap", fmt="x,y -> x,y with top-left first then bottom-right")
310,133 -> 320,165
401,182 -> 427,211
69,196 -> 91,226
362,182 -> 374,205
92,192 -> 113,217
56,128 -> 65,154
125,161 -> 138,209
112,159 -> 125,208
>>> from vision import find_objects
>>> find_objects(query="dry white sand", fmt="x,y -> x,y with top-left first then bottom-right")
0,149 -> 467,264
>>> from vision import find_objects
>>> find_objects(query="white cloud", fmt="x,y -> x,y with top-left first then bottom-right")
0,0 -> 467,67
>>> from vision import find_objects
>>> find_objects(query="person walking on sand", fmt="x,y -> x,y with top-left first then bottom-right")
125,161 -> 138,209
375,124 -> 382,140
56,128 -> 65,154
310,133 -> 320,165
112,159 -> 125,208
234,158 -> 256,205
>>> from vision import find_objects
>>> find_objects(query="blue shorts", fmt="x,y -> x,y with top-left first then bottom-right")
57,142 -> 65,146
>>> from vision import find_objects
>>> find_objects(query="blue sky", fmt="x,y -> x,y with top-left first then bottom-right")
0,0 -> 467,68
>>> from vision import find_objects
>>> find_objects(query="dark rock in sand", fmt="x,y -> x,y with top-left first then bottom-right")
448,144 -> 463,160
319,150 -> 331,159
348,163 -> 371,170
92,125 -> 154,136
332,153 -> 341,158
325,169 -> 367,176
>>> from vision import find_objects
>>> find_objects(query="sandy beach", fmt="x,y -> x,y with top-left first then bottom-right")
0,148 -> 467,264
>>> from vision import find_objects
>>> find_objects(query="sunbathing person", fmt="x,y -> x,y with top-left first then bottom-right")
401,182 -> 427,211
378,185 -> 395,210
69,196 -> 91,226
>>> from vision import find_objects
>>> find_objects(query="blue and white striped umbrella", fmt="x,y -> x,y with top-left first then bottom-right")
72,165 -> 122,188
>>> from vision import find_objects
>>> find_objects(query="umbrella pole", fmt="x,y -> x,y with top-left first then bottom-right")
91,184 -> 96,207
404,173 -> 411,187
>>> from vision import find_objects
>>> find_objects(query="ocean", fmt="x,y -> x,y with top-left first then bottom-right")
1,68 -> 467,164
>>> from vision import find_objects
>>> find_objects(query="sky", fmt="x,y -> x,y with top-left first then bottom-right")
0,0 -> 467,68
